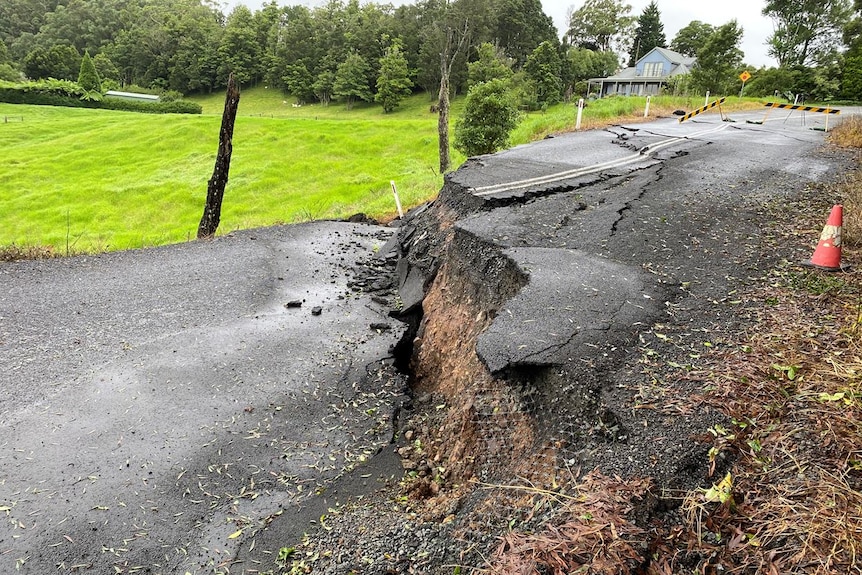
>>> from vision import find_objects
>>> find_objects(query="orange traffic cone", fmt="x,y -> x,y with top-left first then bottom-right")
805,204 -> 850,271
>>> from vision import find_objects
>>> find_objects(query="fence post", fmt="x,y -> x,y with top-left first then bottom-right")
390,181 -> 404,219
576,98 -> 584,130
644,96 -> 651,118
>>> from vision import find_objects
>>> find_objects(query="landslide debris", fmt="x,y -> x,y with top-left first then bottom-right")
271,128 -> 859,575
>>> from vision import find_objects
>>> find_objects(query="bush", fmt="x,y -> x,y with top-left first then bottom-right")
77,52 -> 102,93
100,98 -> 203,114
454,78 -> 521,157
0,80 -> 202,114
159,90 -> 184,103
0,63 -> 21,82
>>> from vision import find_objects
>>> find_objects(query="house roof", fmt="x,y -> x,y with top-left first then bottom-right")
651,47 -> 696,67
589,46 -> 696,83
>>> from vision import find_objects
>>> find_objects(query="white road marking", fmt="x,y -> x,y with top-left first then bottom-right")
472,123 -> 732,197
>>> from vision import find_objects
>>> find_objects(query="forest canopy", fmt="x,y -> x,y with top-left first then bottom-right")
2,0 -> 861,105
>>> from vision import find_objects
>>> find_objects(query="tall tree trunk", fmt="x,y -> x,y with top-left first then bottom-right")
198,73 -> 240,239
437,60 -> 451,174
436,21 -> 468,175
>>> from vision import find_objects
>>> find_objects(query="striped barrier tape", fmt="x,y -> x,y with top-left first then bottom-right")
765,102 -> 840,114
679,97 -> 727,123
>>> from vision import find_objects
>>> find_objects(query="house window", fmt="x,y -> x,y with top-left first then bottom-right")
643,62 -> 663,77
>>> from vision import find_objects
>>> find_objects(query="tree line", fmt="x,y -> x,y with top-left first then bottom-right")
1,0 -> 860,113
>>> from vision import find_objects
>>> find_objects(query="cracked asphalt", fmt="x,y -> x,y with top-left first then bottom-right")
0,106 -> 856,575
451,110 -> 847,380
0,222 -> 405,574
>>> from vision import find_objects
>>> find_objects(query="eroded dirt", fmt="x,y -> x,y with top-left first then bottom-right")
269,118 -> 856,575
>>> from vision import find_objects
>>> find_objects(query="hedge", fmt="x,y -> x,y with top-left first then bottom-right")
0,80 -> 202,114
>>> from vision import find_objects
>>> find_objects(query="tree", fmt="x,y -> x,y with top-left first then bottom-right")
565,46 -> 618,80
690,20 -> 744,94
284,62 -> 316,103
842,55 -> 862,99
843,1 -> 862,97
490,0 -> 557,66
333,52 -> 373,109
92,52 -> 119,84
105,0 -> 223,92
844,0 -> 862,55
524,40 -> 562,107
566,0 -> 634,53
437,18 -> 469,173
763,0 -> 852,67
628,1 -> 665,65
77,51 -> 101,92
562,46 -> 618,95
454,78 -> 520,156
23,43 -> 80,80
0,0 -> 62,50
313,68 -> 336,106
218,6 -> 261,86
0,39 -> 19,81
375,40 -> 413,113
29,0 -> 130,59
670,20 -> 714,57
468,42 -> 514,87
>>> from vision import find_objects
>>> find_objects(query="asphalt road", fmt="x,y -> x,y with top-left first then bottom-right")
0,222 -> 405,574
447,106 -> 848,383
0,105 -> 855,575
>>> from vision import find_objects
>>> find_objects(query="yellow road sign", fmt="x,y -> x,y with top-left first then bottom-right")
739,71 -> 751,82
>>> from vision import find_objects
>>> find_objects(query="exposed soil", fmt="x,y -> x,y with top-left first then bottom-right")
269,122 -> 860,575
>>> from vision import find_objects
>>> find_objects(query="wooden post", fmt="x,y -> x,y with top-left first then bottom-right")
390,181 -> 404,219
198,73 -> 240,239
644,96 -> 651,118
575,98 -> 584,130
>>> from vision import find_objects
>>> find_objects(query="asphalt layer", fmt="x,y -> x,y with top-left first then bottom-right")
0,222 -> 406,573
0,106 -> 855,575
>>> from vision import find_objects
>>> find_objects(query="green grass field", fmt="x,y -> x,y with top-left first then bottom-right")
0,89 -> 753,253
1,90 -> 462,251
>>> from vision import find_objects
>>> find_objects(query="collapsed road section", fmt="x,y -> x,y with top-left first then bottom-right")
279,114 -> 847,574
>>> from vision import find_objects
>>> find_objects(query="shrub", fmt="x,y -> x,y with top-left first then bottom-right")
0,63 -> 21,82
77,51 -> 102,93
0,80 -> 202,114
454,78 -> 521,157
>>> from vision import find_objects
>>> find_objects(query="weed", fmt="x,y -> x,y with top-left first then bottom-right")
827,116 -> 862,245
0,243 -> 60,261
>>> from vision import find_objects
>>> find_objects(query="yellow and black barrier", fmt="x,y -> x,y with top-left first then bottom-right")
679,97 -> 727,123
764,102 -> 840,114
748,102 -> 842,128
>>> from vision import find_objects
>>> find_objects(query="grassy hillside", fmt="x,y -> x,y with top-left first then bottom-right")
0,88 -> 756,253
0,89 -> 457,252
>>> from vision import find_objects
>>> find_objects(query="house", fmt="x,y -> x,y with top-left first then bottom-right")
587,47 -> 695,97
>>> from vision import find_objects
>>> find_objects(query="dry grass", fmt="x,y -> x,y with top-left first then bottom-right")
0,243 -> 60,262
487,473 -> 651,575
829,116 -> 862,246
481,119 -> 862,575
682,260 -> 862,574
830,115 -> 862,149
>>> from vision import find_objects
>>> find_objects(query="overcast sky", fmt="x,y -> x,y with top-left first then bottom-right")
565,0 -> 776,68
222,0 -> 776,68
